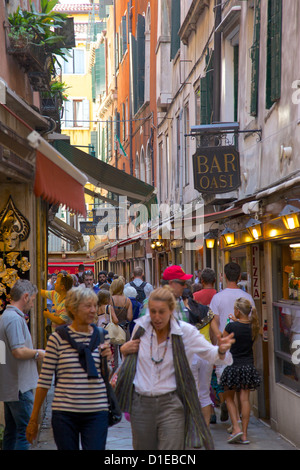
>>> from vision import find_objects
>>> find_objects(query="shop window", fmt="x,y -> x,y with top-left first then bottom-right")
273,242 -> 300,392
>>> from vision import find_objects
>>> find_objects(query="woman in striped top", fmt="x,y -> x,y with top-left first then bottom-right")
26,286 -> 111,450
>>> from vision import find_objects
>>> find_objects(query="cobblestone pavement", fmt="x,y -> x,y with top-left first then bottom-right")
30,387 -> 297,451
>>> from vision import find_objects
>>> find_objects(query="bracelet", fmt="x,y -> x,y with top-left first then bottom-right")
218,348 -> 226,356
34,350 -> 39,360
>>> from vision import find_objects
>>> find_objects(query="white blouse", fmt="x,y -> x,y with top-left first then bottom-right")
132,314 -> 233,397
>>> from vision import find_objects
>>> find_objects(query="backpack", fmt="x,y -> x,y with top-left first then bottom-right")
130,281 -> 147,303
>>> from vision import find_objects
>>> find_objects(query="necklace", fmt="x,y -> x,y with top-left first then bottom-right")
150,327 -> 170,365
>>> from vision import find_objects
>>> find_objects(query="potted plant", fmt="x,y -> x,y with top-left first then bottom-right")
41,80 -> 69,118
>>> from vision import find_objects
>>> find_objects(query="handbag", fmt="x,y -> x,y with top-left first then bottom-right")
98,327 -> 123,427
105,305 -> 126,345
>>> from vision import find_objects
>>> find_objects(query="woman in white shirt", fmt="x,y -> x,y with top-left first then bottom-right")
118,287 -> 234,450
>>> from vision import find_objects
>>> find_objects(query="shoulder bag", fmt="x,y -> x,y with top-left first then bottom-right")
98,327 -> 122,427
105,305 -> 126,345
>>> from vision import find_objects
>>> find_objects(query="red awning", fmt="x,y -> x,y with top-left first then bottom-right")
48,262 -> 94,275
34,150 -> 87,217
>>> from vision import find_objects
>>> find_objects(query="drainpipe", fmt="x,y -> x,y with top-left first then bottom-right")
213,0 -> 222,122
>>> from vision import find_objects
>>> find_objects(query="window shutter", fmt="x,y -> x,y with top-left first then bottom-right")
266,0 -> 282,108
63,100 -> 73,127
250,0 -> 261,116
74,49 -> 85,74
137,14 -> 145,110
200,50 -> 214,125
63,51 -> 74,74
170,0 -> 180,60
115,32 -> 119,72
122,16 -> 127,54
90,131 -> 98,157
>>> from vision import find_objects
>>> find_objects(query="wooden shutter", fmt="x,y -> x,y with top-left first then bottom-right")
200,50 -> 214,125
137,14 -> 145,110
170,0 -> 180,60
122,16 -> 127,54
266,0 -> 282,108
250,0 -> 261,116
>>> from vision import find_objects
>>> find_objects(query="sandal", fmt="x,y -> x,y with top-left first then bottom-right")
227,431 -> 243,443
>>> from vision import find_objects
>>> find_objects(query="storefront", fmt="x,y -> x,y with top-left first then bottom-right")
211,182 -> 300,447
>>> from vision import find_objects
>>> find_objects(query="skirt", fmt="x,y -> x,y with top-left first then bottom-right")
220,364 -> 261,392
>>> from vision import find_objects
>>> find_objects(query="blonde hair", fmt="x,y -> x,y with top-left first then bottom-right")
110,278 -> 125,296
148,286 -> 176,312
234,297 -> 259,340
65,285 -> 98,320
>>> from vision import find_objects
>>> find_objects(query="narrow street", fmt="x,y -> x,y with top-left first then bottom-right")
31,386 -> 297,452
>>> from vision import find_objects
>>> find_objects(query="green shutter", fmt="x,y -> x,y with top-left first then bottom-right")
200,50 -> 214,125
137,14 -> 145,110
250,0 -> 261,116
170,0 -> 180,60
266,0 -> 282,109
90,131 -> 98,158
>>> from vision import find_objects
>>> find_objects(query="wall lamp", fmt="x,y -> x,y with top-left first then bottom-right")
279,204 -> 300,230
221,227 -> 235,246
204,230 -> 219,249
246,218 -> 262,240
150,239 -> 165,252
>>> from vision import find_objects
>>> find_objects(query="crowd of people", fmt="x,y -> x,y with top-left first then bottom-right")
0,260 -> 261,450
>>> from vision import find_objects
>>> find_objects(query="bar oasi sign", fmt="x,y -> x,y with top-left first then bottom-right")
193,146 -> 241,194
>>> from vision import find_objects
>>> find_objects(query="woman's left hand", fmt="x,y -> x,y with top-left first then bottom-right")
99,342 -> 112,360
217,332 -> 235,356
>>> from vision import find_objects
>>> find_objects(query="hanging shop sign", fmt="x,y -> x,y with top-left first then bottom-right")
80,222 -> 97,236
193,146 -> 241,194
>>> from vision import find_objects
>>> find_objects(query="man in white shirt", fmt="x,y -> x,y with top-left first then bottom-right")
209,262 -> 255,422
125,267 -> 153,303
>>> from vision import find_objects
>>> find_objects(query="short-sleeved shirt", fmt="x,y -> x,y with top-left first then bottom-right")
225,321 -> 254,366
44,290 -> 70,327
209,288 -> 255,333
0,305 -> 39,401
193,288 -> 217,306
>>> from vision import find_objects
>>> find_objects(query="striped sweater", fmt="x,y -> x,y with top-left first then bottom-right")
37,327 -> 109,413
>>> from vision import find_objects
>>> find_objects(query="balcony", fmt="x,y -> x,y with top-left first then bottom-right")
5,24 -> 52,92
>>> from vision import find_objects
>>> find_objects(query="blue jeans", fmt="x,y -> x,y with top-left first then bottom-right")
3,390 -> 34,450
52,410 -> 109,450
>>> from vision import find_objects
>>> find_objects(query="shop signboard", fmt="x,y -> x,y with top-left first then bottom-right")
80,221 -> 97,235
251,244 -> 260,300
192,146 -> 241,194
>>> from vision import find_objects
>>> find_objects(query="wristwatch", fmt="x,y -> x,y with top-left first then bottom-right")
34,350 -> 39,360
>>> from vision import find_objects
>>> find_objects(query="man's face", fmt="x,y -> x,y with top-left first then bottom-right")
169,280 -> 186,298
23,294 -> 36,314
84,275 -> 94,288
98,274 -> 107,284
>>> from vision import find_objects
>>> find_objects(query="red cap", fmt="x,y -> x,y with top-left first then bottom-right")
162,265 -> 193,281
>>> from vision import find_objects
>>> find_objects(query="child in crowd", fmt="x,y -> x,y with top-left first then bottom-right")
221,297 -> 261,445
